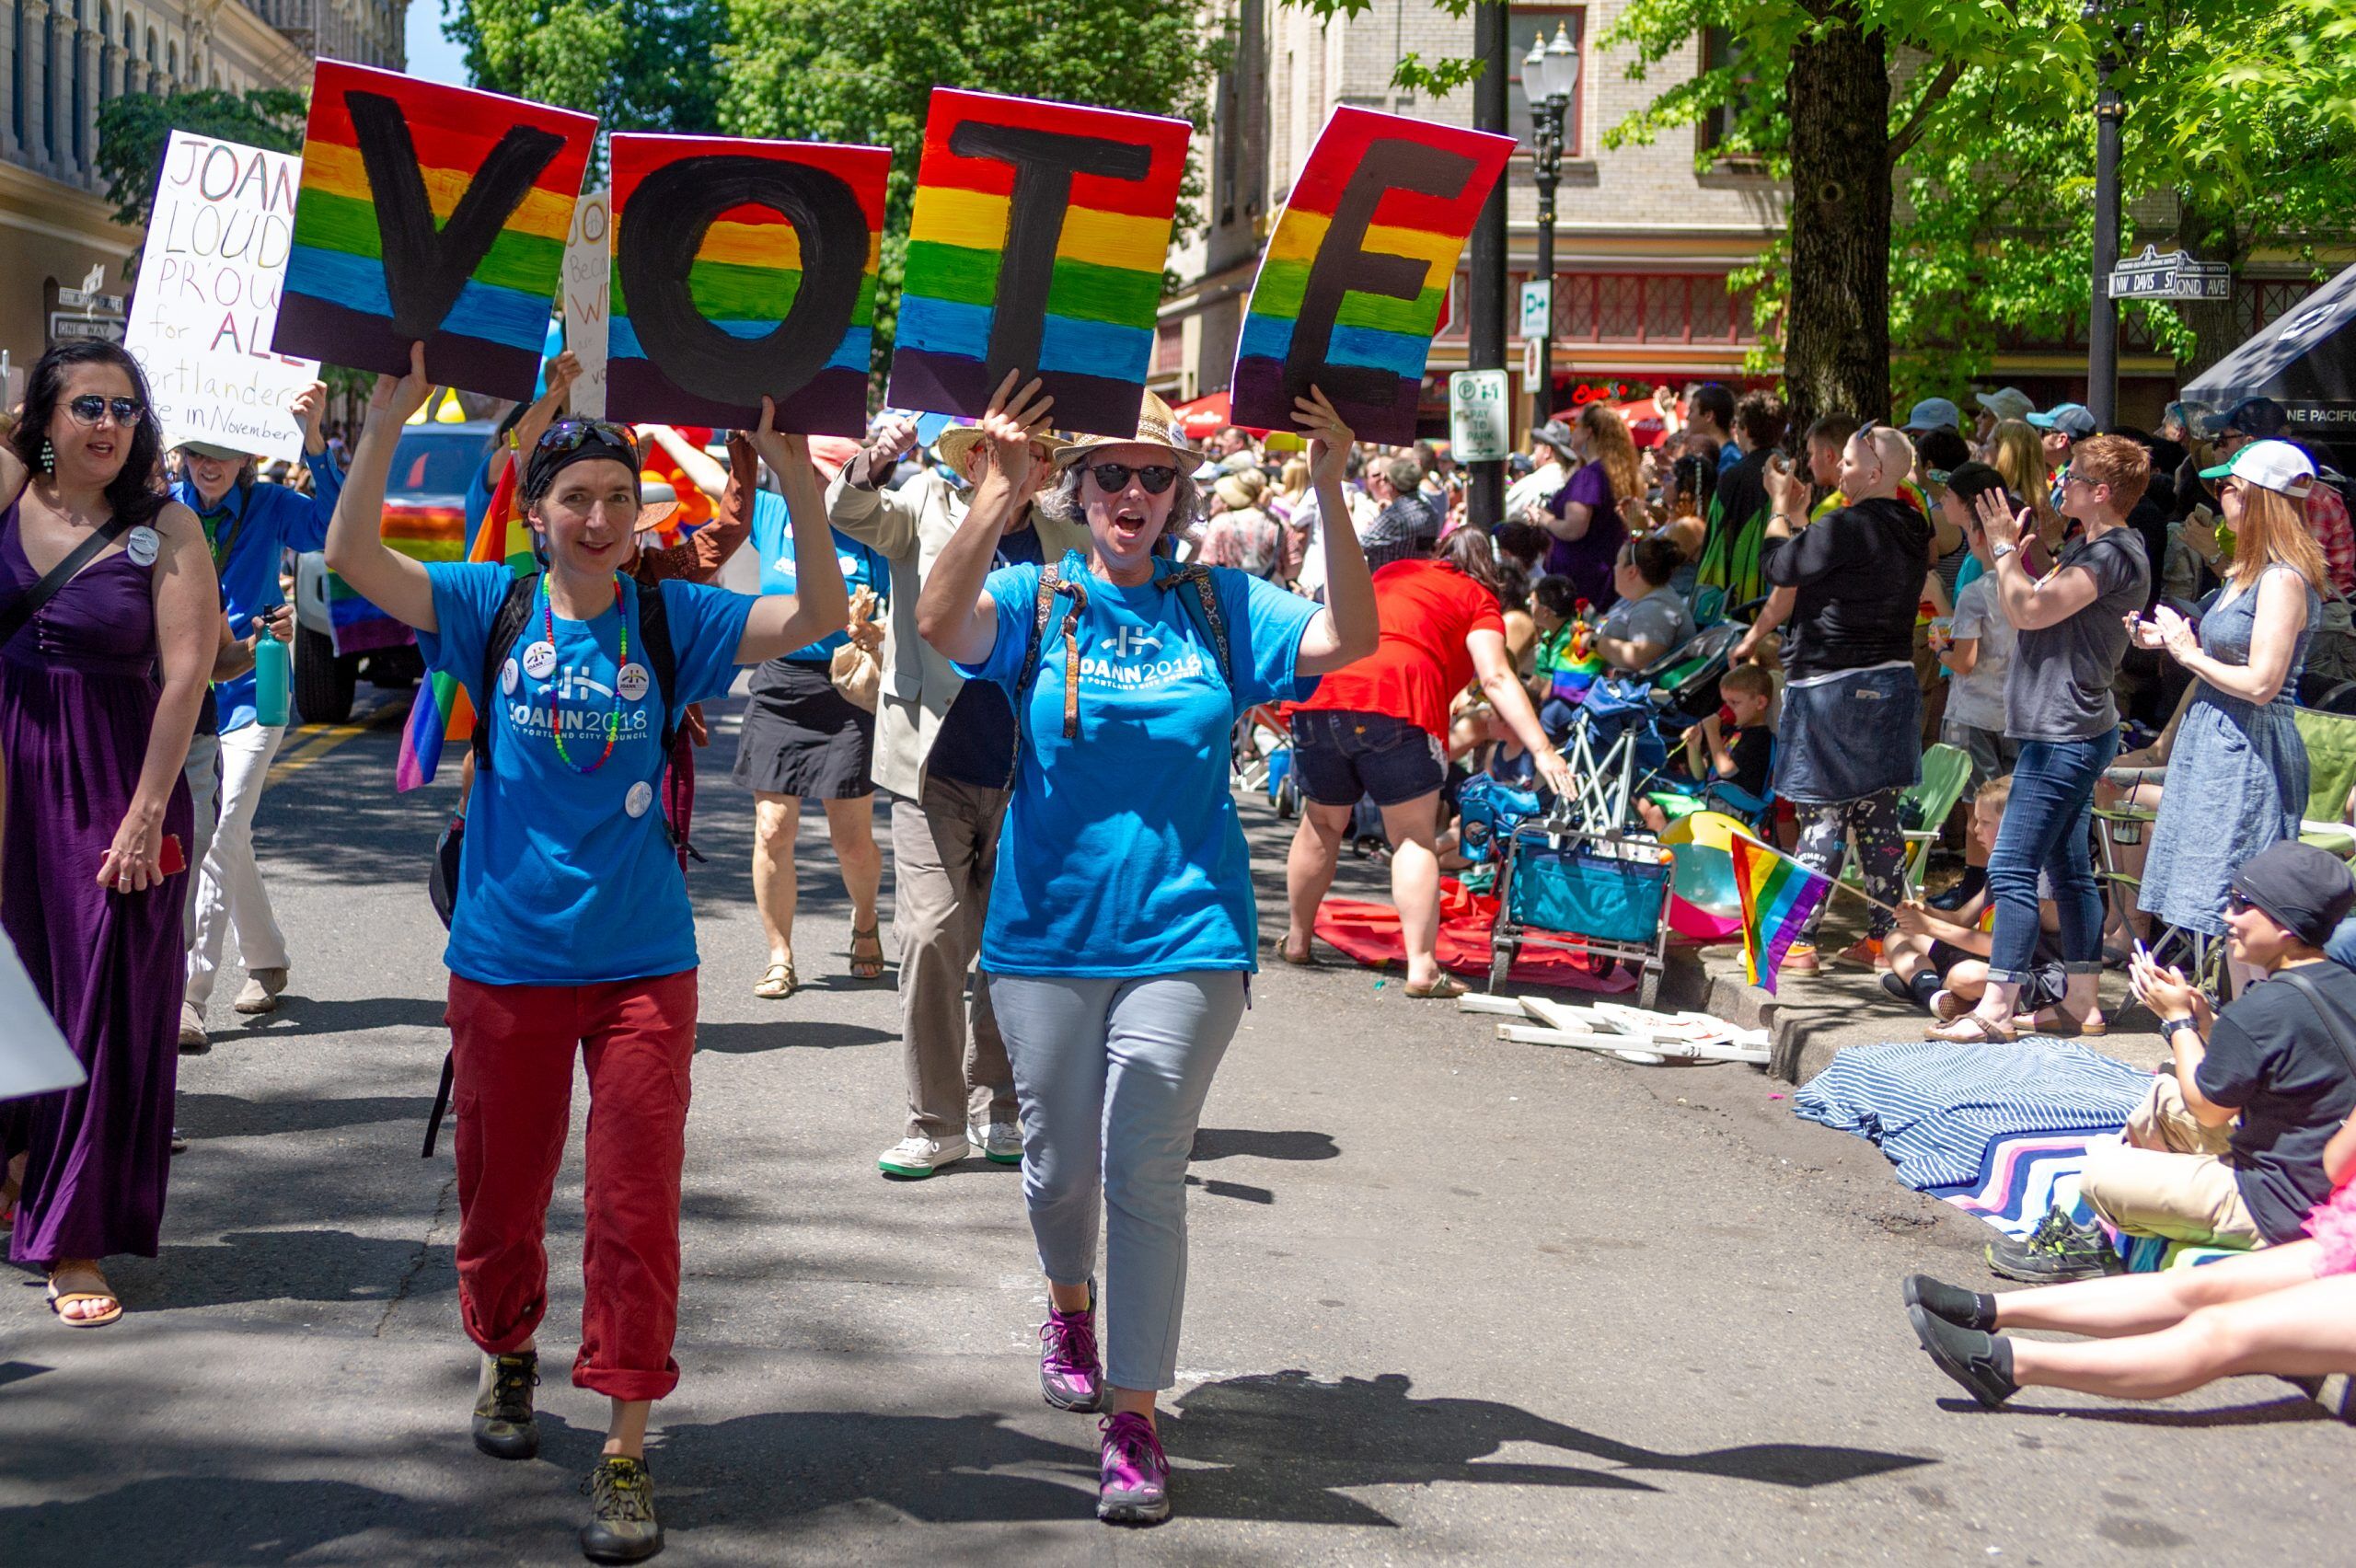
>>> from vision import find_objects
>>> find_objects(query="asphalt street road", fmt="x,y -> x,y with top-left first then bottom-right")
3,688 -> 2349,1565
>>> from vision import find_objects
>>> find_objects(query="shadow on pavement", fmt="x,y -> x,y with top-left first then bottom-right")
175,1092 -> 434,1140
1191,1128 -> 1341,1162
119,1230 -> 454,1310
220,995 -> 453,1039
0,1477 -> 494,1567
694,1020 -> 895,1055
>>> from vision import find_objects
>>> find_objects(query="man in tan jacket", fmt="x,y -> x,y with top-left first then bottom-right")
829,416 -> 1091,1179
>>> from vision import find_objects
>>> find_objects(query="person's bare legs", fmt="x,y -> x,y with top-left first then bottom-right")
1993,1239 -> 2322,1335
752,791 -> 801,971
606,1397 -> 652,1458
1381,792 -> 1445,989
1283,802 -> 1352,963
2007,1271 -> 2356,1400
820,796 -> 885,975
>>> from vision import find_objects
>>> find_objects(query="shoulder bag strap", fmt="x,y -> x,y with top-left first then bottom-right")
635,576 -> 681,759
2273,967 -> 2356,1083
0,512 -> 135,649
471,571 -> 542,770
1005,565 -> 1090,788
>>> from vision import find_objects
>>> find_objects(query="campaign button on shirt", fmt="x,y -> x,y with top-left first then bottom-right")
125,525 -> 159,566
522,640 -> 558,680
617,662 -> 652,702
625,779 -> 654,818
501,656 -> 520,695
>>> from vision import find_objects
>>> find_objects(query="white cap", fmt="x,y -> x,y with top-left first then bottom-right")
2200,438 -> 2316,498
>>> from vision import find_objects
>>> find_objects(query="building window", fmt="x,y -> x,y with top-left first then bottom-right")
145,25 -> 154,65
1551,273 -> 1759,345
166,38 -> 174,78
11,1 -> 23,146
1698,27 -> 1763,164
1509,6 -> 1586,160
71,27 -> 83,163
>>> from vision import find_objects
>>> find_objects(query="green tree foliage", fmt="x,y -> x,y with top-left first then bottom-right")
715,0 -> 1228,381
442,0 -> 727,139
1602,0 -> 2356,413
94,87 -> 306,229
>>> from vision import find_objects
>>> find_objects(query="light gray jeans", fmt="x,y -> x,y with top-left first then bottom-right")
990,970 -> 1247,1391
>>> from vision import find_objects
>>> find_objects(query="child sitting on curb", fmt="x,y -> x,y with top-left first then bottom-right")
1879,775 -> 2091,1033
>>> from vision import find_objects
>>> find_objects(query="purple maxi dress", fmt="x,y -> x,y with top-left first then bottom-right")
0,493 -> 192,1268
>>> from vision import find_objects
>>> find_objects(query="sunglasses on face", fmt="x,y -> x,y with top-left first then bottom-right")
1085,461 -> 1178,496
66,395 -> 144,427
2226,893 -> 2256,916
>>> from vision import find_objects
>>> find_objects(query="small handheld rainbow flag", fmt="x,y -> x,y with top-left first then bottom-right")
1729,835 -> 1831,996
394,459 -> 522,791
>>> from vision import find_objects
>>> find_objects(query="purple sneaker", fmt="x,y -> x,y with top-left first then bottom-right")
1039,1294 -> 1103,1412
1097,1412 -> 1172,1525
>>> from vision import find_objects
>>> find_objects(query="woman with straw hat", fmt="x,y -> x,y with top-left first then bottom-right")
918,375 -> 1377,1526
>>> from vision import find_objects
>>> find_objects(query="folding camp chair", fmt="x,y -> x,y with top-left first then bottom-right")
1837,742 -> 1973,896
2294,707 -> 2356,858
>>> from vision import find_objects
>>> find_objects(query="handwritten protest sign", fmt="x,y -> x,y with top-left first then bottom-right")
886,89 -> 1190,438
275,62 -> 596,401
562,188 -> 611,417
124,132 -> 318,462
1231,107 -> 1514,444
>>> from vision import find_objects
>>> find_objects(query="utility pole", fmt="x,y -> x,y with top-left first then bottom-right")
2085,3 -> 2139,427
1466,1 -> 1509,527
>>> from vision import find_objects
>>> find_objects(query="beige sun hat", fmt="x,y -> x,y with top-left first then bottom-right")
1050,391 -> 1195,468
1213,467 -> 1266,512
935,421 -> 1059,473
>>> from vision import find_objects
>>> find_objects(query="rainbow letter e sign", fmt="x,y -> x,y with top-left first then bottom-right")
1230,107 -> 1514,444
275,62 -> 597,402
886,89 -> 1190,439
606,133 -> 889,435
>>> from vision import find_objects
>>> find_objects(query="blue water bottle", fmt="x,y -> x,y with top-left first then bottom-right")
253,625 -> 291,727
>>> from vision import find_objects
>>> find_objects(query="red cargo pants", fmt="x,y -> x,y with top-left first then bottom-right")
445,968 -> 698,1402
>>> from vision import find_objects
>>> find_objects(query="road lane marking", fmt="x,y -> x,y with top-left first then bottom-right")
267,699 -> 409,784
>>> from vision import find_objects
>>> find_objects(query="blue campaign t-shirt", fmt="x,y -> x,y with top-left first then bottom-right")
176,453 -> 345,732
418,562 -> 756,986
956,549 -> 1322,976
749,490 -> 890,663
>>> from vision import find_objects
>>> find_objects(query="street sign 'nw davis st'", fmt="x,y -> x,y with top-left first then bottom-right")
2108,245 -> 2232,302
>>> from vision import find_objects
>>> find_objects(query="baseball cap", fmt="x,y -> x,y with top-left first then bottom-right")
1902,397 -> 1962,434
1974,387 -> 2037,423
2228,841 -> 2356,948
2198,438 -> 2316,498
2026,402 -> 2096,437
2196,395 -> 2291,442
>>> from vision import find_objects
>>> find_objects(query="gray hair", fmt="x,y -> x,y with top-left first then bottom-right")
1038,459 -> 1204,543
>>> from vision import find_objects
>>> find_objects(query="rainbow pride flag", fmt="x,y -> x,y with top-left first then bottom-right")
1230,106 -> 1513,444
604,134 -> 888,435
1730,836 -> 1831,997
886,89 -> 1190,438
277,62 -> 596,401
394,460 -> 521,791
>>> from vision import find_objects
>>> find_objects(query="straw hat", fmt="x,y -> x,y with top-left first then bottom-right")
934,421 -> 1061,474
1050,391 -> 1195,468
1213,466 -> 1266,513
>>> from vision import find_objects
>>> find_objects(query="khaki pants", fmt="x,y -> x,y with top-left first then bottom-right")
2079,1075 -> 2260,1247
891,776 -> 1019,1142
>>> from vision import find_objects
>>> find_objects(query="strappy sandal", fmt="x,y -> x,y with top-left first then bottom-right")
2015,1011 -> 2108,1038
1403,974 -> 1469,999
1925,1013 -> 2015,1044
753,960 -> 797,1000
47,1263 -> 123,1328
849,925 -> 887,982
1277,938 -> 1319,966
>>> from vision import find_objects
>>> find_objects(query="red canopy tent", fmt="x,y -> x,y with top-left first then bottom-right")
1172,390 -> 1233,440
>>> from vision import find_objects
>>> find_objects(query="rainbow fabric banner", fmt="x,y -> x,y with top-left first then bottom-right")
606,134 -> 889,434
277,62 -> 597,402
886,89 -> 1190,438
1729,836 -> 1831,997
1230,107 -> 1513,444
394,459 -> 523,791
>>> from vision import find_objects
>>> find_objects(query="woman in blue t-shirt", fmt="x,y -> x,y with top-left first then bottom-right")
918,375 -> 1378,1527
325,342 -> 847,1564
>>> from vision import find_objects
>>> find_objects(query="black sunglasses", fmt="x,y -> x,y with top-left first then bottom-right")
1085,461 -> 1179,496
2225,892 -> 2255,916
537,418 -> 640,459
66,394 -> 144,427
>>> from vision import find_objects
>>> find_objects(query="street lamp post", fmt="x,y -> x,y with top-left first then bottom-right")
2084,2 -> 2141,427
1523,24 -> 1579,435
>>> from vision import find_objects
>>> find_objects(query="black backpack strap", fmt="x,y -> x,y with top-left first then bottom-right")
472,571 -> 542,770
635,575 -> 681,760
2275,967 -> 2356,1082
0,510 -> 134,649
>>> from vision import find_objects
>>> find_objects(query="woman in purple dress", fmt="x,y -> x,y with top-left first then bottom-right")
1539,402 -> 1642,612
0,341 -> 214,1326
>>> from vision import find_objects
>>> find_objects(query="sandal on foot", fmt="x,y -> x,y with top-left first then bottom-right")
849,924 -> 887,982
1403,974 -> 1468,999
47,1265 -> 122,1328
1925,1013 -> 2015,1044
753,961 -> 797,1000
1277,939 -> 1319,966
2015,1010 -> 2108,1038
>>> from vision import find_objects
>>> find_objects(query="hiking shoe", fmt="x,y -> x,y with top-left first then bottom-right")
234,967 -> 288,1015
971,1122 -> 1022,1165
1780,943 -> 1820,975
472,1350 -> 540,1460
178,1002 -> 210,1055
1040,1289 -> 1103,1412
580,1455 -> 663,1563
1986,1209 -> 2124,1283
1097,1412 -> 1172,1525
1902,1274 -> 1996,1331
1908,1305 -> 2018,1409
878,1134 -> 968,1180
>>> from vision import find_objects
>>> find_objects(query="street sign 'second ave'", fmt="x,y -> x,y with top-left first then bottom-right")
2107,245 -> 2231,302
1449,368 -> 1511,463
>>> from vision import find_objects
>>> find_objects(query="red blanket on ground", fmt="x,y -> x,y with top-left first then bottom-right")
1311,878 -> 1634,993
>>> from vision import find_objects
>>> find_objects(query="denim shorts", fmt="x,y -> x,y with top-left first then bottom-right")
1289,709 -> 1447,807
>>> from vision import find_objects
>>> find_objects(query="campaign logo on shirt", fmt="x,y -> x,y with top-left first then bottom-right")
1079,617 -> 1208,691
505,658 -> 656,745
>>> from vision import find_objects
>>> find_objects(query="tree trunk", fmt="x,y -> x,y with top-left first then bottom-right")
1781,5 -> 1891,440
2171,190 -> 2247,381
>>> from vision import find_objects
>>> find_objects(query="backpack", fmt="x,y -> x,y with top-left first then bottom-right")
1002,559 -> 1233,789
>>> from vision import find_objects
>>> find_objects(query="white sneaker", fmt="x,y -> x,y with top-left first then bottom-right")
878,1135 -> 969,1180
234,967 -> 288,1015
178,1002 -> 210,1055
970,1122 -> 1022,1165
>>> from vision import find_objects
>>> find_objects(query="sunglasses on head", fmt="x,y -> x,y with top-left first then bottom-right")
66,394 -> 144,427
1084,461 -> 1179,496
536,418 -> 640,461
